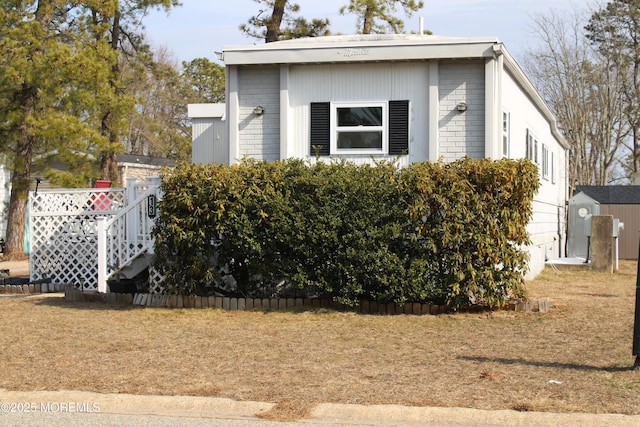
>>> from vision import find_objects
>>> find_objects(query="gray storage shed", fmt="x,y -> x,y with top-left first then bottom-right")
188,103 -> 227,164
567,191 -> 599,259
574,185 -> 640,259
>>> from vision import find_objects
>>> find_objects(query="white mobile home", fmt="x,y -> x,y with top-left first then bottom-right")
196,34 -> 569,278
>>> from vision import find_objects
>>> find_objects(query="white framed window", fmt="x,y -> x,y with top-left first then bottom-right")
541,144 -> 549,179
311,100 -> 408,156
526,129 -> 538,164
331,102 -> 387,154
551,152 -> 556,184
502,111 -> 510,157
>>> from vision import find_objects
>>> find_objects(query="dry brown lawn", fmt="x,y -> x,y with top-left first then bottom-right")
1,261 -> 640,420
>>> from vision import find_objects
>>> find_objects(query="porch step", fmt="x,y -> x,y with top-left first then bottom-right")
107,278 -> 140,295
118,253 -> 153,279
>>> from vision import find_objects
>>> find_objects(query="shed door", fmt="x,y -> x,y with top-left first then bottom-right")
192,118 -> 228,164
567,202 -> 600,258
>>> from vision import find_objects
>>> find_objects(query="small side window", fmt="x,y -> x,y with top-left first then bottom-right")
502,112 -> 510,157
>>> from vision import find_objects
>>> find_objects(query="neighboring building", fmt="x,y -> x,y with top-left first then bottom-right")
573,185 -> 640,260
192,34 -> 569,278
116,154 -> 175,185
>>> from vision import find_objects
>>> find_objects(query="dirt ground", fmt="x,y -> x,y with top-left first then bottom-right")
0,259 -> 29,276
1,260 -> 639,420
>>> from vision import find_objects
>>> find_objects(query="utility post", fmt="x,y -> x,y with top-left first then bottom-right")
634,238 -> 640,369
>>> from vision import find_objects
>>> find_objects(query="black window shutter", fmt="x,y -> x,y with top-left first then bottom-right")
310,102 -> 330,156
388,100 -> 409,155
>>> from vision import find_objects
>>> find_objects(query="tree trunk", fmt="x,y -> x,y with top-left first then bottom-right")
362,6 -> 374,34
2,1 -> 53,260
265,0 -> 287,42
101,150 -> 119,183
99,9 -> 121,184
4,126 -> 34,260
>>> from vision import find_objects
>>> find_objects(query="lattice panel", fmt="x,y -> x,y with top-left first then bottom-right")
30,189 -> 126,291
148,265 -> 167,295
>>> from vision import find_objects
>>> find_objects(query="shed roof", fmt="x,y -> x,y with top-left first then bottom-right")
570,191 -> 599,205
575,185 -> 640,204
188,103 -> 225,119
117,154 -> 176,167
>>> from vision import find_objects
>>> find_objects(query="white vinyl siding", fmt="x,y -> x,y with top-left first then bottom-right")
287,62 -> 427,163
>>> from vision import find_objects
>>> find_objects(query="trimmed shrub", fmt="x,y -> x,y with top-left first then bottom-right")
153,157 -> 538,309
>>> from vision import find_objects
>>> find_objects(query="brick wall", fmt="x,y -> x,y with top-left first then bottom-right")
438,60 -> 485,161
238,66 -> 280,161
118,165 -> 163,186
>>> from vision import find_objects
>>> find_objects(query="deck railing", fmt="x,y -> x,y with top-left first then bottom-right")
97,177 -> 161,292
29,177 -> 160,292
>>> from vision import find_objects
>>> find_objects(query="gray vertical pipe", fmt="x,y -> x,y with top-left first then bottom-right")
633,238 -> 640,368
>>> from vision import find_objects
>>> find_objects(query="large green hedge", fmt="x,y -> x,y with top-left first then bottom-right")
153,157 -> 538,308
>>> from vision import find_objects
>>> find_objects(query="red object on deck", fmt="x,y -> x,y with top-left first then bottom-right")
92,180 -> 112,210
93,180 -> 111,189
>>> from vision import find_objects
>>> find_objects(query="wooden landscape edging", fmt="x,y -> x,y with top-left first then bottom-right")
0,282 -> 66,295
64,286 -> 551,314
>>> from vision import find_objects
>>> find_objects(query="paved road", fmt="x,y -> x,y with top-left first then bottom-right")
1,412 -> 350,427
2,390 -> 640,427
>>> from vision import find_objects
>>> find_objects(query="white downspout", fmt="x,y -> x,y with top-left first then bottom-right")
428,61 -> 439,162
227,66 -> 240,165
485,44 -> 503,160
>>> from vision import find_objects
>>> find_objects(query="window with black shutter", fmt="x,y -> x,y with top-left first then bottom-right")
389,100 -> 409,155
310,102 -> 330,156
309,100 -> 409,156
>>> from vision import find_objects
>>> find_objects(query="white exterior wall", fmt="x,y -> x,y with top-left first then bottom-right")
237,66 -> 280,161
286,62 -> 429,165
502,69 -> 568,278
438,60 -> 486,161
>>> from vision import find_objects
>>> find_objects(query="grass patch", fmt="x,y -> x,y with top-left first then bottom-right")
1,261 -> 639,419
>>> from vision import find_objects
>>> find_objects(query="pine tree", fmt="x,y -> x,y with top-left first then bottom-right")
0,1 -> 111,258
241,0 -> 331,42
0,0 -> 179,258
340,0 -> 424,34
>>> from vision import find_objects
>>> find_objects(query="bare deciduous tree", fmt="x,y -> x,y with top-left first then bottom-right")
524,8 -> 629,192
586,0 -> 640,180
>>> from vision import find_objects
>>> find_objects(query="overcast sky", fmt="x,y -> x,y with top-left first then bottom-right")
143,0 -> 583,64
